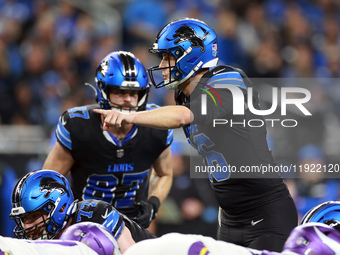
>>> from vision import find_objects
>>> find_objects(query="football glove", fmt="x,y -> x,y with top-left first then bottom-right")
134,196 -> 160,228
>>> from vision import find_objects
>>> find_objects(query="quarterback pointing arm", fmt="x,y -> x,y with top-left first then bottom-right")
95,18 -> 298,252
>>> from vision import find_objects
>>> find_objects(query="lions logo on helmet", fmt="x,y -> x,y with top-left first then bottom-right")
10,170 -> 75,240
148,18 -> 218,90
98,59 -> 109,78
173,25 -> 209,52
40,177 -> 70,198
94,51 -> 149,112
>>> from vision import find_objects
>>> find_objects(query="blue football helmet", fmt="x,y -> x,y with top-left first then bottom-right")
300,201 -> 340,228
95,51 -> 149,112
148,18 -> 218,90
60,222 -> 121,255
9,170 -> 75,240
283,223 -> 340,255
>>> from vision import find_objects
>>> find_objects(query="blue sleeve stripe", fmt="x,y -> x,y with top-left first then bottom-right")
208,78 -> 247,90
208,71 -> 247,89
166,129 -> 174,145
56,120 -> 72,150
103,211 -> 116,229
103,210 -> 123,239
223,71 -> 242,78
146,103 -> 160,110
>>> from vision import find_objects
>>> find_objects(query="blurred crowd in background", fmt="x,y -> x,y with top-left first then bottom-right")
1,0 -> 340,237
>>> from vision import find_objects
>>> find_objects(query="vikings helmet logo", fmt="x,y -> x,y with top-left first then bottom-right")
173,25 -> 209,52
188,241 -> 209,255
40,177 -> 70,198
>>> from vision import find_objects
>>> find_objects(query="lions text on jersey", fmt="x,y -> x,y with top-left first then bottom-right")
56,104 -> 173,218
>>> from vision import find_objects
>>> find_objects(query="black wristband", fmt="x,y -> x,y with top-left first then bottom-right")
148,196 -> 161,215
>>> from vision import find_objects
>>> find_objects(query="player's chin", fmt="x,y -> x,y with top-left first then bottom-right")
111,106 -> 138,114
110,104 -> 136,112
122,106 -> 135,110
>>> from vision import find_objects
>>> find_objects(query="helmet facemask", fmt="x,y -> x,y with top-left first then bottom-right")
11,210 -> 43,239
10,200 -> 65,240
148,18 -> 219,90
96,80 -> 149,113
149,46 -> 205,90
148,48 -> 184,90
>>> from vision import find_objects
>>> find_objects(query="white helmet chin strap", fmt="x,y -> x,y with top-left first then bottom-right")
108,92 -> 147,113
165,61 -> 204,90
109,102 -> 138,113
164,78 -> 180,90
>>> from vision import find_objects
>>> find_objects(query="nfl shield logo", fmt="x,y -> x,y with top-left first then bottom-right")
117,149 -> 124,158
212,43 -> 217,57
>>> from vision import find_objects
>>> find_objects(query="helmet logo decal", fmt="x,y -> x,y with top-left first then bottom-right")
296,236 -> 309,246
173,25 -> 209,52
98,59 -> 109,77
212,43 -> 217,57
40,177 -> 70,198
118,52 -> 137,80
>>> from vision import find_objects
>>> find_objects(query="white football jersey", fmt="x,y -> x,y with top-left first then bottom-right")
124,233 -> 256,255
0,236 -> 98,255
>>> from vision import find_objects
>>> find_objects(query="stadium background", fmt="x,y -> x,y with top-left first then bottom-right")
0,0 -> 340,238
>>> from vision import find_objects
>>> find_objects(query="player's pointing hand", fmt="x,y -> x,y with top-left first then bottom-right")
94,109 -> 134,130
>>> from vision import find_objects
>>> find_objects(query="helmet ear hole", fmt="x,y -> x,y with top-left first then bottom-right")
174,47 -> 184,57
47,203 -> 52,210
174,70 -> 182,78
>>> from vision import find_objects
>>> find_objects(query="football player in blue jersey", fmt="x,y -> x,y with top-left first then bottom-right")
43,51 -> 173,228
94,18 -> 298,251
9,170 -> 155,254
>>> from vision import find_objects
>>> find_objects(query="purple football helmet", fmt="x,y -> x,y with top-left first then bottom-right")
60,222 -> 121,255
283,223 -> 340,255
